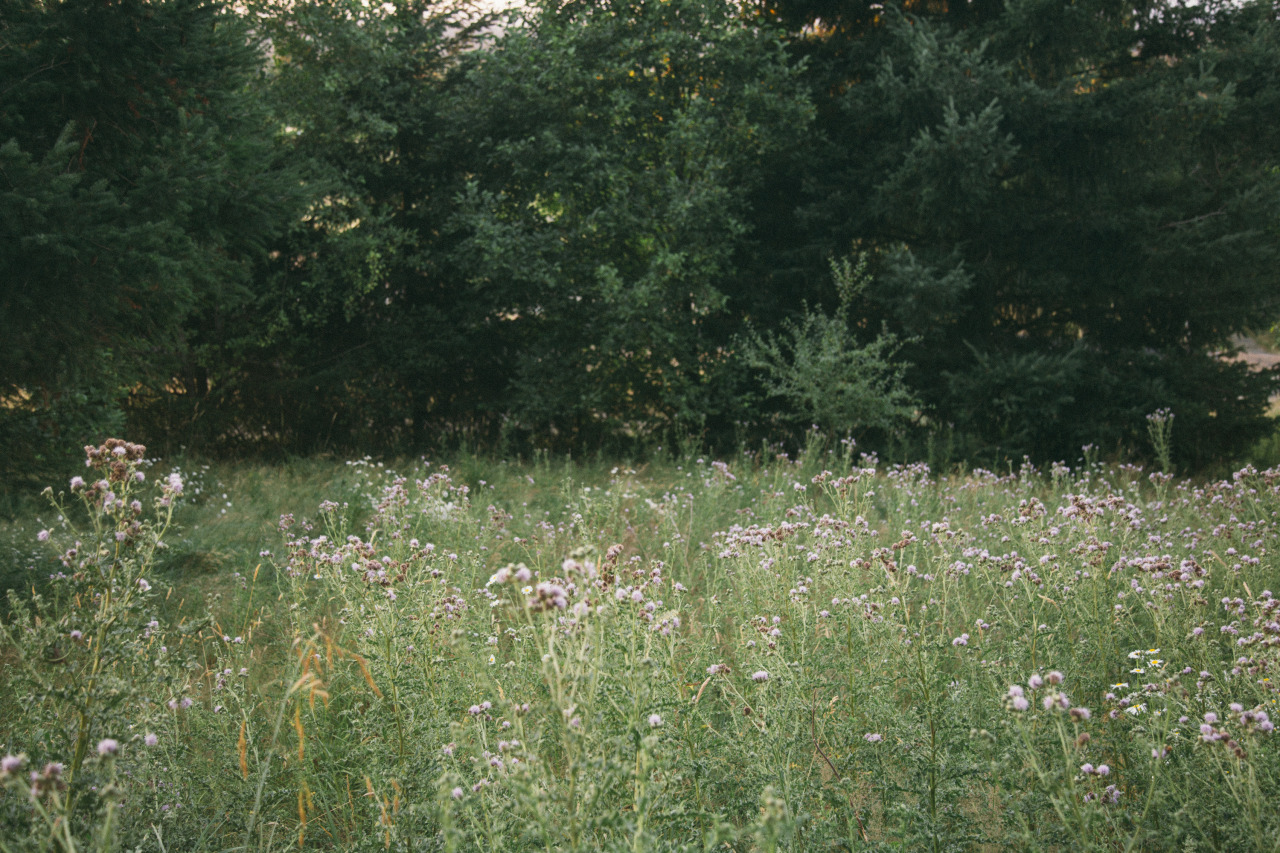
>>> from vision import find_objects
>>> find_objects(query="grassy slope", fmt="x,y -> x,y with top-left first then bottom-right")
2,444 -> 1279,851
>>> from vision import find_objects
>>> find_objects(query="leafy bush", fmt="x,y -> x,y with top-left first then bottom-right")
739,254 -> 919,441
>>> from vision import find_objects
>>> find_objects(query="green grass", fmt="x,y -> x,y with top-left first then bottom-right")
2,442 -> 1279,851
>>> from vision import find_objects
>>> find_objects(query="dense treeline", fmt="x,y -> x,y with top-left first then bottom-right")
2,0 -> 1278,483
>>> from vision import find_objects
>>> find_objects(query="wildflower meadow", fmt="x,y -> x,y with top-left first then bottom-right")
2,438 -> 1278,851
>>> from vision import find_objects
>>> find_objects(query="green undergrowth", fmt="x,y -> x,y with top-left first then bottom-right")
1,441 -> 1278,851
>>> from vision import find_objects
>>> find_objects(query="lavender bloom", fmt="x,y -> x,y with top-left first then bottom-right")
145,733 -> 158,747
648,714 -> 663,728
864,733 -> 882,743
752,670 -> 770,683
97,739 -> 119,757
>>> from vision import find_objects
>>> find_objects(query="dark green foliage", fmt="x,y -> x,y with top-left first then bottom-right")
438,0 -> 813,444
179,0 -> 492,453
745,0 -> 1280,466
3,0 -> 1279,471
0,0 -> 299,483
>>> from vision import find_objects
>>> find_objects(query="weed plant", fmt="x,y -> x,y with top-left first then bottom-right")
1,440 -> 1278,851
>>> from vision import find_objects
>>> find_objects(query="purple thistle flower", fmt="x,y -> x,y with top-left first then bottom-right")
751,670 -> 770,683
144,733 -> 158,747
1027,674 -> 1044,690
863,733 -> 882,743
97,739 -> 119,757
